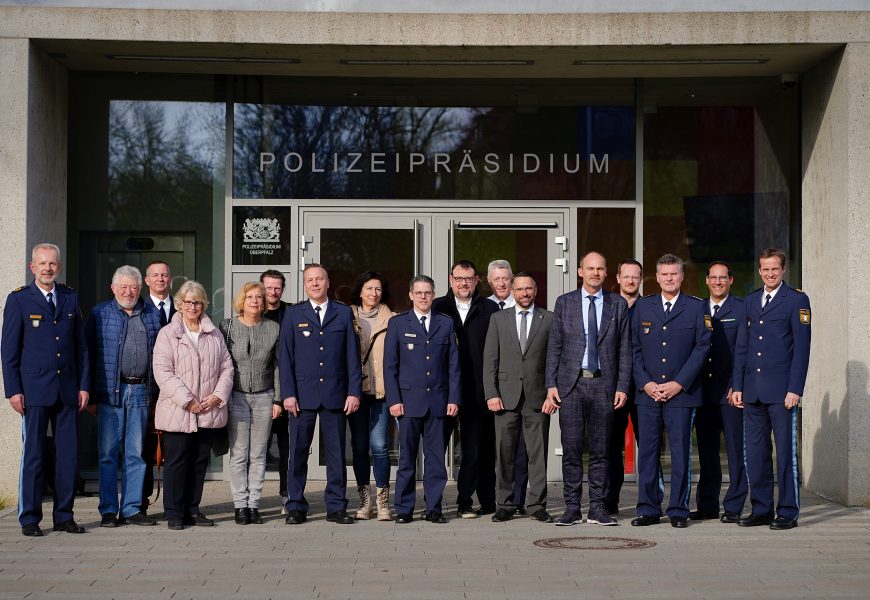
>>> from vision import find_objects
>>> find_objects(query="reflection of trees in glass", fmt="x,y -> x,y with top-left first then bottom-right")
233,104 -> 483,199
108,101 -> 224,229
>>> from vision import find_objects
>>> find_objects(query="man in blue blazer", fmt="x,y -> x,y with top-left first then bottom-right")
692,261 -> 748,523
384,275 -> 460,524
280,264 -> 362,525
630,254 -> 711,528
1,243 -> 90,537
732,248 -> 811,530
545,251 -> 632,526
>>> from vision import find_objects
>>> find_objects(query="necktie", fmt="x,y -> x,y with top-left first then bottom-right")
420,315 -> 427,332
664,301 -> 672,319
499,301 -> 505,310
764,294 -> 772,309
586,296 -> 599,372
47,291 -> 56,315
315,305 -> 322,323
158,300 -> 167,326
713,304 -> 720,316
519,310 -> 528,353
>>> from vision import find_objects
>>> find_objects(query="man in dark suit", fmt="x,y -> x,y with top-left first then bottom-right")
2,243 -> 90,537
630,253 -> 711,528
432,259 -> 499,518
483,272 -> 553,523
140,259 -> 175,514
732,248 -> 811,530
384,275 -> 460,524
280,264 -> 361,525
545,251 -> 632,526
692,261 -> 748,523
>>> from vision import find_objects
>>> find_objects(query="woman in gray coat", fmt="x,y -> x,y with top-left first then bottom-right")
220,282 -> 280,525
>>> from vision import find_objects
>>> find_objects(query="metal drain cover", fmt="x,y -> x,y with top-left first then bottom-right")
534,536 -> 657,550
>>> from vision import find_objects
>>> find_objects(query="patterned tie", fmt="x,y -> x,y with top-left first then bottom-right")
519,310 -> 528,353
764,294 -> 772,309
587,296 -> 599,372
158,300 -> 167,326
47,291 -> 56,315
420,315 -> 427,332
315,305 -> 322,324
665,301 -> 672,319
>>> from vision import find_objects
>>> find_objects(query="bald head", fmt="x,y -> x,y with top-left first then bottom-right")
578,251 -> 607,294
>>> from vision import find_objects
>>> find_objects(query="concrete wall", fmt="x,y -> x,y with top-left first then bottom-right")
801,43 -> 870,507
0,41 -> 69,499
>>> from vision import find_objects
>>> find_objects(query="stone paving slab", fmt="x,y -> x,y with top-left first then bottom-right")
2,481 -> 870,600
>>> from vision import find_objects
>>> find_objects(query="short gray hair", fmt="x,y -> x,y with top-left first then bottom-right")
31,243 -> 61,264
656,254 -> 685,272
112,265 -> 143,287
174,280 -> 209,311
487,260 -> 513,278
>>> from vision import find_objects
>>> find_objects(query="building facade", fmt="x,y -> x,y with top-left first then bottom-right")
0,1 -> 868,506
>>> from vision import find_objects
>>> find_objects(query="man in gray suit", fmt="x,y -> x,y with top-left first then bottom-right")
483,272 -> 553,523
545,251 -> 632,526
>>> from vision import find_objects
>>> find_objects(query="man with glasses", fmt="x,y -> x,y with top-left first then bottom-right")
86,265 -> 162,528
385,276 -> 460,524
432,259 -> 499,518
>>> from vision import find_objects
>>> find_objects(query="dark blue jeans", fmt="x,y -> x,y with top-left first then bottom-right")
348,393 -> 391,487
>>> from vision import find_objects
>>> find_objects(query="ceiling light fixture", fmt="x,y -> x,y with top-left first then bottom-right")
106,55 -> 300,64
574,58 -> 769,66
341,59 -> 534,66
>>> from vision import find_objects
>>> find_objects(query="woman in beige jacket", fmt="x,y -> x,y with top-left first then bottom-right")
153,281 -> 233,530
348,271 -> 396,521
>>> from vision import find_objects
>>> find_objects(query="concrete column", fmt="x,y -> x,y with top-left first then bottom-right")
0,40 -> 69,499
801,43 -> 870,507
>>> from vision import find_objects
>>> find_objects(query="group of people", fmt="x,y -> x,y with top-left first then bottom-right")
1,242 -> 811,536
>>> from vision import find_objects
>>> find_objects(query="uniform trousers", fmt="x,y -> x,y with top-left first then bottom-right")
286,406 -> 348,514
744,400 -> 799,520
394,413 -> 447,515
19,398 -> 78,527
694,402 -> 724,514
559,377 -> 612,515
636,403 -> 695,519
162,428 -> 214,520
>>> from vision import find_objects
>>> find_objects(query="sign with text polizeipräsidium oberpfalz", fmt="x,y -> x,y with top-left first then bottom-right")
232,206 -> 292,265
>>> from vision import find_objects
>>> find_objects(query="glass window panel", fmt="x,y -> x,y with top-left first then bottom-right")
577,208 -> 635,293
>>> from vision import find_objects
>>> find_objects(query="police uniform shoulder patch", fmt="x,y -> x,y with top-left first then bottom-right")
641,293 -> 657,299
334,299 -> 348,306
795,288 -> 804,294
688,295 -> 703,302
293,300 -> 306,305
799,308 -> 811,325
396,310 -> 411,317
57,282 -> 75,291
12,285 -> 26,293
704,314 -> 713,330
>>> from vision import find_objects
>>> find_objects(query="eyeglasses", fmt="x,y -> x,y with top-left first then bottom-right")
182,300 -> 204,308
451,276 -> 477,283
412,291 -> 433,297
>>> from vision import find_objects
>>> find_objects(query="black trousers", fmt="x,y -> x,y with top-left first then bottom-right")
271,411 -> 289,496
605,398 -> 639,508
162,428 -> 213,520
454,404 -> 496,508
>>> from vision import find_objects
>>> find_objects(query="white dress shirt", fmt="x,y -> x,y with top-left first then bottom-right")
489,294 -> 516,310
150,293 -> 171,322
414,310 -> 431,332
709,295 -> 729,315
581,288 -> 604,370
455,298 -> 471,324
661,292 -> 680,313
762,283 -> 783,307
310,298 -> 328,322
515,305 -> 534,340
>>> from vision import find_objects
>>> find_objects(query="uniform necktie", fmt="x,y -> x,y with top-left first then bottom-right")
47,291 -> 56,315
499,301 -> 505,310
665,301 -> 672,319
158,300 -> 167,326
420,315 -> 427,332
713,304 -> 720,315
586,296 -> 599,372
764,294 -> 772,309
315,305 -> 322,324
519,310 -> 528,353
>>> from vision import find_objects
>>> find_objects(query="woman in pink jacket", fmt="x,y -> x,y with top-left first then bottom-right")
153,281 -> 233,530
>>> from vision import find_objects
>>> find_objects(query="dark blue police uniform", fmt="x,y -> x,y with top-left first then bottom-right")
279,300 -> 362,515
695,294 -> 748,517
1,282 -> 89,528
383,310 -> 460,517
733,283 -> 810,522
631,293 -> 710,520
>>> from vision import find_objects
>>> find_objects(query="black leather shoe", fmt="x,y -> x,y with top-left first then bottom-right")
326,510 -> 354,524
191,513 -> 214,526
21,523 -> 43,537
720,512 -> 741,524
738,512 -> 774,527
689,510 -> 719,521
476,504 -> 496,516
514,506 -> 528,516
235,508 -> 251,525
126,512 -> 157,526
429,512 -> 447,524
167,519 -> 184,531
530,509 -> 554,523
53,520 -> 85,534
182,514 -> 196,527
670,516 -> 689,528
770,516 -> 798,530
249,509 -> 263,524
101,513 -> 118,528
395,513 -> 414,524
491,508 -> 513,522
285,511 -> 307,525
631,515 -> 661,527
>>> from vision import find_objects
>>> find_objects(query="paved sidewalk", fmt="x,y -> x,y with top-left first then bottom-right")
1,481 -> 869,600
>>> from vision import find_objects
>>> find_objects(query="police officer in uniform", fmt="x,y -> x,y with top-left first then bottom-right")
692,261 -> 748,523
279,264 -> 361,525
384,275 -> 460,524
732,248 -> 811,530
630,254 -> 710,528
1,243 -> 90,537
